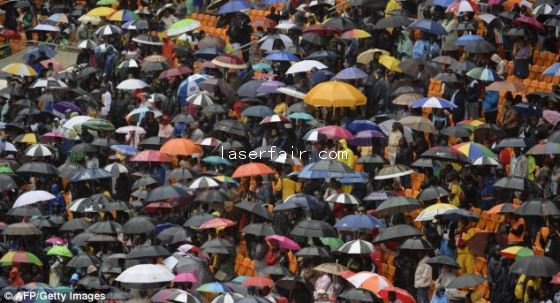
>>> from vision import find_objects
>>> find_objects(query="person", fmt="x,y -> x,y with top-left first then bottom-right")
100,85 -> 112,119
158,115 -> 173,138
491,54 -> 508,78
455,217 -> 477,274
9,263 -> 24,287
513,38 -> 531,79
49,256 -> 63,287
415,251 -> 432,303
465,78 -> 481,119
388,122 -> 403,165
482,90 -> 499,124
501,94 -> 519,137
511,148 -> 529,178
266,7 -> 281,23
412,33 -> 431,60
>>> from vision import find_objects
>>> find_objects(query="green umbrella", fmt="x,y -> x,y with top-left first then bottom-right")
319,237 -> 344,251
81,118 -> 115,132
202,156 -> 233,166
96,0 -> 118,5
0,165 -> 14,174
47,246 -> 73,258
167,19 -> 201,36
289,112 -> 314,121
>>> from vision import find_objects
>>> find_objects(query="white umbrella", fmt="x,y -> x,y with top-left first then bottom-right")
188,176 -> 220,190
115,264 -> 174,287
47,13 -> 69,23
77,39 -> 97,49
117,79 -> 149,90
415,203 -> 458,221
13,190 -> 56,208
24,143 -> 54,157
95,24 -> 121,36
186,92 -> 214,107
34,23 -> 60,32
63,115 -> 92,129
276,87 -> 305,99
275,21 -> 297,31
285,60 -> 328,74
104,163 -> 128,174
31,78 -> 68,89
5,142 -> 17,152
78,15 -> 102,25
118,59 -> 139,70
326,193 -> 360,205
478,13 -> 497,24
116,125 -> 146,135
271,153 -> 303,166
259,34 -> 294,52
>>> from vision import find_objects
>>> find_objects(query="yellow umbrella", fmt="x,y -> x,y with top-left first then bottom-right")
86,7 -> 116,17
19,133 -> 38,144
385,0 -> 402,15
304,81 -> 366,107
415,203 -> 458,221
357,48 -> 390,65
379,55 -> 402,73
2,63 -> 37,77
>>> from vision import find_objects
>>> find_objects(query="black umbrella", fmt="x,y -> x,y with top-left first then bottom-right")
172,113 -> 195,124
301,32 -> 327,46
474,123 -> 504,138
86,234 -> 119,243
447,274 -> 485,289
146,185 -> 188,202
464,40 -> 496,53
3,222 -> 41,236
305,50 -> 339,61
374,15 -> 412,28
418,186 -> 450,202
7,206 -> 43,217
348,0 -> 388,8
449,61 -> 477,74
67,254 -> 102,268
339,288 -> 382,302
434,72 -> 461,83
375,197 -> 422,217
373,224 -> 421,243
237,80 -> 266,98
275,275 -> 313,291
290,219 -> 337,238
497,137 -> 527,148
158,226 -> 192,244
494,176 -> 540,192
16,161 -> 59,176
183,214 -> 215,228
70,168 -> 112,182
242,223 -> 276,236
138,136 -> 168,149
70,143 -> 97,153
356,154 -> 385,165
241,105 -> 274,118
441,126 -> 471,138
87,220 -> 122,235
195,189 -> 229,203
514,199 -> 560,216
91,137 -> 119,148
400,237 -> 433,250
411,158 -> 438,169
201,238 -> 235,254
132,175 -> 159,190
104,200 -> 130,212
510,255 -> 559,277
126,245 -> 170,259
295,246 -> 331,258
168,168 -> 195,182
420,146 -> 470,163
30,217 -> 57,228
77,276 -> 108,290
309,159 -> 353,173
123,216 -> 155,234
202,104 -> 227,115
426,255 -> 460,268
235,201 -> 271,220
214,119 -> 247,136
263,264 -> 291,276
71,232 -> 94,246
60,218 -> 90,232
399,59 -> 439,77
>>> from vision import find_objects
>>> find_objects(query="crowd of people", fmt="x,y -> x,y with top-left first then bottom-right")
0,0 -> 558,302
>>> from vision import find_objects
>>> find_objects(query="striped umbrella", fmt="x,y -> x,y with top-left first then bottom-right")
24,143 -> 54,157
411,96 -> 457,109
117,59 -> 139,70
452,142 -> 497,161
466,67 -> 502,82
187,92 -> 214,107
0,251 -> 43,266
527,142 -> 560,155
325,193 -> 360,205
346,271 -> 393,293
107,9 -> 138,22
337,240 -> 375,255
48,13 -> 69,23
31,77 -> 68,89
95,24 -> 121,36
188,176 -> 220,189
260,114 -> 290,124
501,246 -> 534,260
2,63 -> 37,77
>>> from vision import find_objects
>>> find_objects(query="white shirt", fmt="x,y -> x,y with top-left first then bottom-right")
101,91 -> 112,116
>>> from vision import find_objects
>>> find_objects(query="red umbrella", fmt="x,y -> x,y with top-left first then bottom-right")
211,54 -> 247,69
232,162 -> 275,178
144,201 -> 176,212
317,125 -> 353,140
0,29 -> 21,39
198,218 -> 236,230
378,287 -> 416,303
302,24 -> 342,35
158,66 -> 192,79
41,131 -> 66,140
40,59 -> 64,72
513,16 -> 545,32
265,235 -> 301,251
251,17 -> 277,29
242,276 -> 274,288
130,150 -> 172,162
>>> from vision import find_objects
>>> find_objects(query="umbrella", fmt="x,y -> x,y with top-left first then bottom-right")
375,15 -> 412,28
199,218 -> 236,230
514,199 -> 560,216
70,168 -> 112,182
440,208 -> 479,221
264,51 -> 300,62
242,223 -> 275,236
160,138 -> 202,156
408,19 -> 448,35
2,63 -> 37,77
374,164 -> 414,180
232,162 -> 275,178
466,67 -> 502,81
116,264 -> 174,288
494,176 -> 540,192
411,97 -> 457,110
325,193 -> 360,205
418,186 -> 450,202
167,19 -> 201,36
291,219 -> 337,238
511,256 -> 559,277
265,235 -> 301,250
379,55 -> 402,72
378,287 -> 415,303
488,203 -> 518,214
127,245 -> 170,259
259,33 -> 294,51
214,119 -> 246,136
46,246 -> 73,258
346,271 -> 393,293
375,197 -> 422,216
146,185 -> 188,202
13,190 -> 55,208
295,246 -> 331,258
400,238 -> 433,250
339,288 -> 381,302
117,79 -> 148,90
314,263 -> 349,275
420,146 -> 470,163
60,218 -> 90,232
441,126 -> 471,138
235,201 -> 271,220
527,142 -> 560,155
333,67 -> 368,80
497,138 -> 527,148
317,125 -> 353,140
472,156 -> 501,167
337,240 -> 375,255
501,246 -> 534,260
285,60 -> 327,74
399,59 -> 439,77
453,142 -> 496,161
123,216 -> 155,234
373,224 -> 421,243
16,162 -> 59,176
415,203 -> 458,221
447,274 -> 485,289
399,115 -> 436,133
427,255 -> 460,268
217,0 -> 252,14
188,176 -> 220,189
513,16 -> 545,32
3,223 -> 41,236
0,251 -> 43,266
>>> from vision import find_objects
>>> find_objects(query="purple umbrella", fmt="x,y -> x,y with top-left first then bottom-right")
333,67 -> 368,80
256,80 -> 286,95
54,101 -> 81,114
348,130 -> 386,146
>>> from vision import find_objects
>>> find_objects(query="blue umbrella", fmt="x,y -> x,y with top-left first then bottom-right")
346,120 -> 381,133
264,51 -> 300,62
339,172 -> 368,184
217,0 -> 252,14
310,69 -> 334,86
440,209 -> 479,221
333,67 -> 368,80
433,0 -> 454,7
203,155 -> 233,166
155,223 -> 178,234
23,45 -> 57,62
110,144 -> 138,156
544,62 -> 560,77
334,214 -> 386,230
194,48 -> 224,60
288,112 -> 314,120
263,0 -> 284,5
252,63 -> 273,72
256,80 -> 286,95
241,105 -> 274,118
514,103 -> 543,117
408,19 -> 448,35
411,96 -> 457,109
284,194 -> 322,209
177,74 -> 207,105
454,34 -> 484,46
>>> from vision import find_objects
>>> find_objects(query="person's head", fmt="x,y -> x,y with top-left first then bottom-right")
270,7 -> 276,14
529,116 -> 538,126
392,122 -> 401,132
386,71 -> 395,81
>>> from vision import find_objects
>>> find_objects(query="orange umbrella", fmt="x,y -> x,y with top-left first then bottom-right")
198,218 -> 236,230
232,162 -> 275,178
242,276 -> 274,288
160,138 -> 202,157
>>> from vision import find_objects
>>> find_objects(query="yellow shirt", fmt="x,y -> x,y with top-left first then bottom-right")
449,182 -> 462,207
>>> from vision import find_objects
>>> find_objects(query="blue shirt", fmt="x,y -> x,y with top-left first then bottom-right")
412,40 -> 430,60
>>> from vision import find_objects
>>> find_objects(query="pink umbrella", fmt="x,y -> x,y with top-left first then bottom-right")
544,110 -> 560,126
41,132 -> 66,140
265,234 -> 301,251
130,150 -> 172,163
173,272 -> 198,283
40,59 -> 64,72
513,16 -> 545,32
177,244 -> 200,254
45,236 -> 67,245
317,125 -> 353,140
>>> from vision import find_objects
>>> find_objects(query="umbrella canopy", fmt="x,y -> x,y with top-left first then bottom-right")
304,81 -> 366,107
290,219 -> 337,238
375,197 -> 422,216
514,199 -> 560,216
13,190 -> 55,208
373,224 -> 421,243
510,256 -> 559,277
116,264 -> 174,288
415,203 -> 458,221
447,274 -> 485,289
336,240 -> 375,255
346,271 -> 393,293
